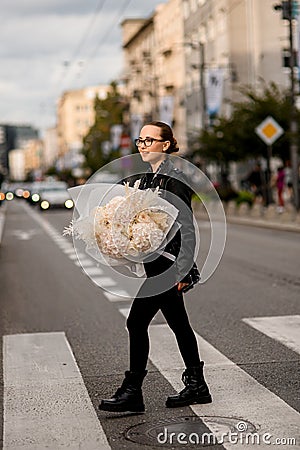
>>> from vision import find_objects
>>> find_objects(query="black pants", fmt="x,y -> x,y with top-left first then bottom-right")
126,283 -> 201,372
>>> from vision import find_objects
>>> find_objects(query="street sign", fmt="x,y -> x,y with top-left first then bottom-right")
120,134 -> 132,156
255,116 -> 284,146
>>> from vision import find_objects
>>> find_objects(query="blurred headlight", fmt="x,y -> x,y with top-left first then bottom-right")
6,192 -> 14,201
0,192 -> 5,201
23,190 -> 30,199
32,193 -> 40,202
40,200 -> 50,210
15,188 -> 24,197
65,199 -> 74,209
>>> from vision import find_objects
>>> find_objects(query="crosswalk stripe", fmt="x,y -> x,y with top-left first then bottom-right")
92,277 -> 117,287
62,248 -> 76,254
119,308 -> 300,448
243,315 -> 300,355
3,332 -> 111,449
76,259 -> 95,267
67,253 -> 80,260
104,292 -> 130,302
85,267 -> 104,276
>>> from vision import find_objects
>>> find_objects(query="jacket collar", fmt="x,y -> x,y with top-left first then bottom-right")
150,156 -> 174,177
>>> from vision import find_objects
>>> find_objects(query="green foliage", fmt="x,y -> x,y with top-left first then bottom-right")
235,190 -> 255,206
198,82 -> 299,163
82,81 -> 129,174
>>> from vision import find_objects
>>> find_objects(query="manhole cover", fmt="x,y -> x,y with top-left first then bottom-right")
125,416 -> 257,448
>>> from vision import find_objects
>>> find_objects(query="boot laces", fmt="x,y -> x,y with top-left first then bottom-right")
179,371 -> 192,394
182,371 -> 191,385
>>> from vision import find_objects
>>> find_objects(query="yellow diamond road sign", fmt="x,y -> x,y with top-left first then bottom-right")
255,116 -> 284,145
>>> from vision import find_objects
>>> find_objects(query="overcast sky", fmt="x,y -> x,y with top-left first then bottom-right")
0,0 -> 164,134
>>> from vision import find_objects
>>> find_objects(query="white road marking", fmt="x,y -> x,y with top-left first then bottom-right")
92,277 -> 117,287
119,308 -> 300,449
243,315 -> 300,355
10,229 -> 39,240
62,248 -> 76,254
3,332 -> 111,449
77,259 -> 95,267
53,238 -> 70,245
58,245 -> 74,252
67,253 -> 79,260
83,266 -> 104,276
104,292 -> 131,302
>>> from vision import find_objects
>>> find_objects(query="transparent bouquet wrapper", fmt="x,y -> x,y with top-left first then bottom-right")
67,182 -> 180,277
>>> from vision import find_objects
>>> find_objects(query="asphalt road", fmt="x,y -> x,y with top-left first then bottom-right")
0,199 -> 299,449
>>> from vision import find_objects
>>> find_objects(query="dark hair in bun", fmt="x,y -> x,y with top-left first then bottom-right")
146,121 -> 179,153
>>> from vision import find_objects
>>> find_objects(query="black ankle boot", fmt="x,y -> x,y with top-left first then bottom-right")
166,363 -> 212,408
99,370 -> 147,413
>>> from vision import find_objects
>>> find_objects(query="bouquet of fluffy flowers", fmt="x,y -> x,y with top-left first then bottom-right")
63,180 -> 178,265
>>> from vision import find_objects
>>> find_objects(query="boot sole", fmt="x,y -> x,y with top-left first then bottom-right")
166,394 -> 212,408
99,402 -> 145,413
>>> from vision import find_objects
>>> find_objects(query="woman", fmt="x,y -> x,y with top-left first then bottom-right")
99,121 -> 212,413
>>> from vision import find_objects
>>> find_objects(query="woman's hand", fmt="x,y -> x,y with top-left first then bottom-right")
176,282 -> 189,291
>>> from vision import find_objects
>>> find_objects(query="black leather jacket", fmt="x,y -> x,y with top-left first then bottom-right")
124,158 -> 199,286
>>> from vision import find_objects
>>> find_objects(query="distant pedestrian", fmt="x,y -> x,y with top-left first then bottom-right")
276,166 -> 285,212
284,161 -> 293,201
243,163 -> 265,203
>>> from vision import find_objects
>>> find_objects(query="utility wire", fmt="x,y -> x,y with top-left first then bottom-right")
54,0 -> 107,91
75,0 -> 132,81
69,0 -> 107,63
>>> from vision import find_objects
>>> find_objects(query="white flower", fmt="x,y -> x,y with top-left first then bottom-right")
64,179 -> 174,263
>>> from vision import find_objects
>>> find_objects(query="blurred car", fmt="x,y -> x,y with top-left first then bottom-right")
0,182 -> 22,202
27,181 -> 65,205
27,181 -> 48,205
38,183 -> 74,211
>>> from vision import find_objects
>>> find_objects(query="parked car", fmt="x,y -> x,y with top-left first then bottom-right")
27,181 -> 48,205
0,181 -> 31,202
38,183 -> 74,211
27,181 -> 66,206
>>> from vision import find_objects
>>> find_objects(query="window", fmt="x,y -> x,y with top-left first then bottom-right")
282,48 -> 297,67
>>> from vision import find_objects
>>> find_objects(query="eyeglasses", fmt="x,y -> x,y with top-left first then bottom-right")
135,137 -> 164,147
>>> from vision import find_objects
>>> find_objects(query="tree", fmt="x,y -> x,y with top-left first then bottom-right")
198,82 -> 300,164
82,81 -> 129,174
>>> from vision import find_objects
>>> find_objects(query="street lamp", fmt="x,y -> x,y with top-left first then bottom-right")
287,0 -> 300,210
273,0 -> 300,209
184,41 -> 207,131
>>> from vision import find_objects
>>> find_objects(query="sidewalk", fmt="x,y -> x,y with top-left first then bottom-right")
193,200 -> 300,233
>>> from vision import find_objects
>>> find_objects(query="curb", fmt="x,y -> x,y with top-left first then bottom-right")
0,202 -> 7,245
194,211 -> 300,233
224,215 -> 300,233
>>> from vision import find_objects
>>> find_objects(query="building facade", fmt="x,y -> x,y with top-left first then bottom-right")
121,0 -> 187,151
122,0 -> 292,153
56,85 -> 110,165
183,0 -> 290,149
0,124 -> 39,177
9,139 -> 44,181
121,17 -> 157,137
43,127 -> 59,169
